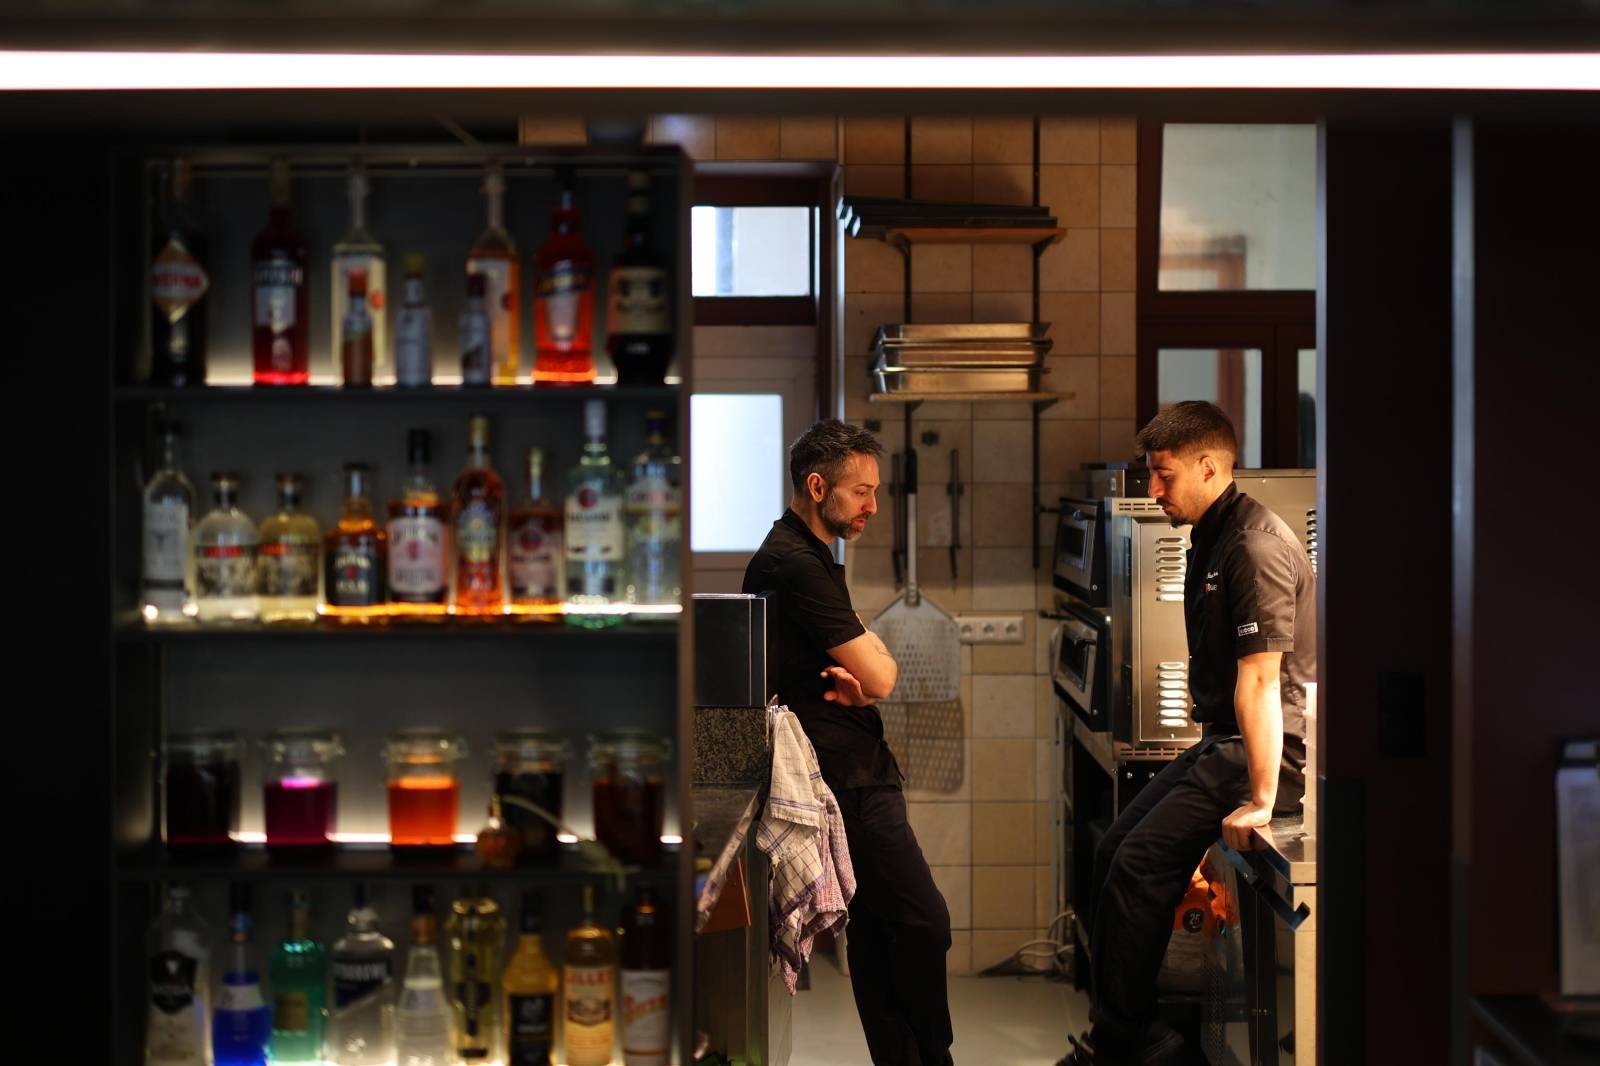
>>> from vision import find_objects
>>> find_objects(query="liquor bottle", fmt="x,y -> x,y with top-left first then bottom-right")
142,422 -> 197,624
387,429 -> 448,619
625,411 -> 682,608
269,889 -> 328,1063
328,884 -> 397,1066
460,272 -> 492,387
395,885 -> 454,1066
331,164 -> 388,383
212,884 -> 272,1066
562,883 -> 616,1066
257,473 -> 321,625
194,473 -> 259,623
502,890 -> 559,1066
466,162 -> 520,385
251,157 -> 309,386
393,254 -> 433,388
150,158 -> 209,387
340,268 -> 375,387
451,415 -> 506,617
619,885 -> 671,1066
146,883 -> 213,1066
447,885 -> 507,1064
607,170 -> 672,386
322,463 -> 387,624
564,400 -> 625,626
533,171 -> 597,385
508,447 -> 564,618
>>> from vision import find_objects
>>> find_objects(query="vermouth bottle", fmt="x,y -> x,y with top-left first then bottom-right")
328,884 -> 397,1066
251,157 -> 309,386
142,422 -> 197,624
150,158 -> 209,387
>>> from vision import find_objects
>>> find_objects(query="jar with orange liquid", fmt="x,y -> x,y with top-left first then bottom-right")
383,729 -> 467,850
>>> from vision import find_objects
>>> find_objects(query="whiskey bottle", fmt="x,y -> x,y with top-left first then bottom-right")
607,170 -> 672,386
508,447 -> 564,618
268,889 -> 327,1064
502,890 -> 560,1066
340,268 -> 375,387
322,463 -> 387,624
532,171 -> 597,385
447,885 -> 507,1064
564,400 -> 624,627
142,421 -> 196,624
451,415 -> 506,617
625,411 -> 682,608
251,157 -> 309,386
194,473 -> 259,623
459,272 -> 492,387
331,163 -> 387,383
619,885 -> 671,1066
150,158 -> 209,387
466,162 -> 521,385
562,883 -> 616,1066
145,883 -> 212,1066
396,886 -> 454,1066
393,254 -> 433,388
257,472 -> 321,625
387,429 -> 448,619
329,884 -> 397,1066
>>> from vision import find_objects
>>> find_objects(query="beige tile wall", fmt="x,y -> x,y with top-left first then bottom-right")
629,112 -> 1137,976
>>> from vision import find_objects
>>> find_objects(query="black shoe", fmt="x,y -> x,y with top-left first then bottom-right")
1141,1020 -> 1185,1065
1057,1032 -> 1134,1066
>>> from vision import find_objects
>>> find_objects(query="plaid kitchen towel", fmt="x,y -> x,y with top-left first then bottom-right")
758,706 -> 856,994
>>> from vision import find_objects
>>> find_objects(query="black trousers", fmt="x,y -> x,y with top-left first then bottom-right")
1087,736 -> 1303,1060
835,784 -> 954,1066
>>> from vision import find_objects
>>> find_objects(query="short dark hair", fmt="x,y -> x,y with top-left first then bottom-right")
789,419 -> 883,493
1135,401 -> 1238,469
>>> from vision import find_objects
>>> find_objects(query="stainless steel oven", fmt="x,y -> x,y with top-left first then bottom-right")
1050,598 -> 1111,731
1052,498 -> 1105,606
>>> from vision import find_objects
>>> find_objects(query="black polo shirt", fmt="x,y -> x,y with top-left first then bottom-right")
742,509 -> 900,791
1184,483 -> 1314,781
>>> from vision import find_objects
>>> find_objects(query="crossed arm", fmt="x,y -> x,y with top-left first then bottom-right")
821,628 -> 900,706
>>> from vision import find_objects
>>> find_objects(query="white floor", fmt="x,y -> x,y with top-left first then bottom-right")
786,952 -> 1088,1066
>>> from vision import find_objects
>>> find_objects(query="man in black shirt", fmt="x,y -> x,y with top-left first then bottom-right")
1063,402 -> 1315,1066
743,419 -> 953,1066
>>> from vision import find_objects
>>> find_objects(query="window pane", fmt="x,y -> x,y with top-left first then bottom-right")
1157,348 -> 1264,468
1159,124 -> 1316,291
691,206 -> 812,297
1297,347 -> 1317,468
690,393 -> 785,552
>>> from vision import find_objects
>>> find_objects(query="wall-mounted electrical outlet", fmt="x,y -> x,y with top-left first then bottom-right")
956,614 -> 1026,644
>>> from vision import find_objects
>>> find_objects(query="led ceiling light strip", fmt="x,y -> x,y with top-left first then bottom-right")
0,51 -> 1599,91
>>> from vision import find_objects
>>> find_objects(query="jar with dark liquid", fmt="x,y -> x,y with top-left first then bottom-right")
261,729 -> 343,853
163,731 -> 241,850
589,732 -> 668,866
383,729 -> 465,850
492,730 -> 569,864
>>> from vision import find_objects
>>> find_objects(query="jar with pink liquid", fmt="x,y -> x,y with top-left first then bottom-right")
260,729 -> 344,852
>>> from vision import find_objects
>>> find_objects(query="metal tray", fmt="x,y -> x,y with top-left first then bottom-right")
876,322 -> 1051,342
873,345 -> 1048,369
872,365 -> 1046,393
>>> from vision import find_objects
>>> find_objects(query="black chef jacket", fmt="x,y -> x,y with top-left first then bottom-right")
1183,483 -> 1313,779
743,509 -> 900,791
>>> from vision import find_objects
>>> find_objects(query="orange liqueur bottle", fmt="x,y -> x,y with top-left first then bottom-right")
451,415 -> 506,618
532,173 -> 596,385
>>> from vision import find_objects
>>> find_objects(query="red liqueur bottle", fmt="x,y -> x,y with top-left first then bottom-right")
251,157 -> 310,386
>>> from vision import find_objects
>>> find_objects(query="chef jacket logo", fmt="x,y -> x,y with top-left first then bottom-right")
1237,622 -> 1259,636
1205,569 -> 1220,594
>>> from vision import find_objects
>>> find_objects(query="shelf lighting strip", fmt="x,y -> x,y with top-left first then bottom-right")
2,51 -> 1600,92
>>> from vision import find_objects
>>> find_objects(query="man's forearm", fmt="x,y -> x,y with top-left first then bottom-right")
862,628 -> 899,697
1235,670 -> 1283,810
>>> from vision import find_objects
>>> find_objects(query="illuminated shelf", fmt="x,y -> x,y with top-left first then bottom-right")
113,614 -> 679,641
116,384 -> 680,405
115,843 -> 680,883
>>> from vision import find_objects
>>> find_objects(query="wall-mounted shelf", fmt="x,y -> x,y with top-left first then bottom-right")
113,616 -> 679,642
117,384 -> 680,406
868,391 -> 1067,405
116,844 -> 679,883
883,226 -> 1066,252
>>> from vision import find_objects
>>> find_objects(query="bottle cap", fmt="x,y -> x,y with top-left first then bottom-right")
404,253 -> 425,276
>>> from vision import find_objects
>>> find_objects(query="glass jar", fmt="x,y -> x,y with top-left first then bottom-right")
383,729 -> 466,848
163,731 -> 242,849
492,730 -> 570,863
589,732 -> 669,865
260,729 -> 343,850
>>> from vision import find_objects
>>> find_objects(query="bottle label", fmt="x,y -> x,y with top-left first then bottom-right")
621,968 -> 672,1062
625,478 -> 683,543
216,975 -> 266,1012
564,964 -> 615,1050
467,258 -> 514,372
460,309 -> 491,385
388,516 -> 446,599
456,500 -> 500,565
143,500 -> 189,587
565,488 -> 624,559
507,992 -> 555,1065
539,261 -> 592,346
150,950 -> 198,1015
331,958 -> 392,1009
608,266 -> 670,335
196,543 -> 256,599
253,254 -> 303,332
274,989 -> 311,1032
394,304 -> 433,387
147,948 -> 205,1062
258,541 -> 319,597
152,237 -> 209,322
330,544 -> 382,606
509,516 -> 562,599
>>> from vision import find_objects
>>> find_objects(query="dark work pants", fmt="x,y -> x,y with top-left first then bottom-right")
835,784 -> 954,1066
1087,736 -> 1303,1060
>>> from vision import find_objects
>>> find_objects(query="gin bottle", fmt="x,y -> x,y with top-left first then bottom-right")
194,473 -> 259,623
625,411 -> 682,607
146,883 -> 212,1066
396,885 -> 454,1066
328,884 -> 397,1066
269,889 -> 327,1063
257,473 -> 320,625
564,400 -> 624,627
331,163 -> 387,382
142,422 -> 197,624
